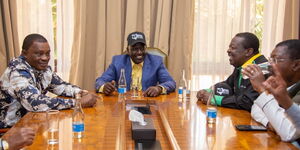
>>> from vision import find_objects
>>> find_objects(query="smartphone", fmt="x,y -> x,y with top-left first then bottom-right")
235,125 -> 267,131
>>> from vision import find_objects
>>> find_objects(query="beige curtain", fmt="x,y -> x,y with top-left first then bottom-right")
16,0 -> 55,68
56,0 -> 74,81
192,0 -> 256,90
0,0 -> 19,74
262,0 -> 299,57
70,0 -> 195,90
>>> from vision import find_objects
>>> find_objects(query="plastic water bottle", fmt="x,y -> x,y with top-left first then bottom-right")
118,68 -> 127,102
206,85 -> 217,124
72,93 -> 85,138
178,70 -> 187,100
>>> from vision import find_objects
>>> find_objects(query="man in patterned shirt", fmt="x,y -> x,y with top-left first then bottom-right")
0,34 -> 97,129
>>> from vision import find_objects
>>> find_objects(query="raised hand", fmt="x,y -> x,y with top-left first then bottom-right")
242,64 -> 266,93
263,64 -> 292,109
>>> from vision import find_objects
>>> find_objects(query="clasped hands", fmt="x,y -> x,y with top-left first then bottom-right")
102,80 -> 162,97
78,90 -> 99,108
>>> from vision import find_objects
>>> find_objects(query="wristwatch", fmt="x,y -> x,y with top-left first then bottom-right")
1,139 -> 9,150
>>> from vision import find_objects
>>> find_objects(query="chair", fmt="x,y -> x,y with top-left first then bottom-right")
146,47 -> 168,68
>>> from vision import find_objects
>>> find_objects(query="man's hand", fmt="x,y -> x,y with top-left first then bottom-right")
80,92 -> 98,108
263,64 -> 292,109
103,80 -> 117,95
242,64 -> 266,93
4,127 -> 35,150
143,86 -> 162,97
196,90 -> 210,104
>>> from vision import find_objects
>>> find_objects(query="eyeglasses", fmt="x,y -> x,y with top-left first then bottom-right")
268,57 -> 290,64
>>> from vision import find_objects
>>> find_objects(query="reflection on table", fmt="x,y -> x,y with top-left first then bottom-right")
4,91 -> 297,150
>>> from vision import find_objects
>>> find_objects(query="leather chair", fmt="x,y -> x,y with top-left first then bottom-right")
146,47 -> 168,68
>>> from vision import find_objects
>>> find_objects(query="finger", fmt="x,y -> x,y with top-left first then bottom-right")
252,64 -> 261,72
106,83 -> 115,91
111,80 -> 116,85
148,89 -> 156,97
105,86 -> 114,93
270,64 -> 281,77
196,90 -> 204,99
143,88 -> 151,97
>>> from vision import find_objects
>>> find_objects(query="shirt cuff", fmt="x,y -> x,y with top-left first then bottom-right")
285,103 -> 299,119
254,92 -> 274,109
158,85 -> 167,94
98,84 -> 105,93
204,89 -> 223,106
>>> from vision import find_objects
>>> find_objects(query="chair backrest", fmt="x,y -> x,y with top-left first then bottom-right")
146,47 -> 168,67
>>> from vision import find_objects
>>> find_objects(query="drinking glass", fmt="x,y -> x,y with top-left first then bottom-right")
47,110 -> 60,145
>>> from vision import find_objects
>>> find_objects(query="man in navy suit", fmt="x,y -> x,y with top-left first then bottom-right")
95,32 -> 176,97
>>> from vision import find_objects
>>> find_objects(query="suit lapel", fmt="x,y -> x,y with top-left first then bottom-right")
125,56 -> 132,90
142,55 -> 151,91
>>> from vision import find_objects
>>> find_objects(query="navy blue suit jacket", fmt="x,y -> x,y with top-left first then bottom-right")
95,54 -> 176,93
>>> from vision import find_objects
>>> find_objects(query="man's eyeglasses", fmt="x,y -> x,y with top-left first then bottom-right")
268,57 -> 290,64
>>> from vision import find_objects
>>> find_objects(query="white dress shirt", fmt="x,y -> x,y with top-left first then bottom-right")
251,92 -> 300,142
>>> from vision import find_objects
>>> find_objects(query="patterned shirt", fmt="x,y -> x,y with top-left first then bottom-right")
0,56 -> 81,128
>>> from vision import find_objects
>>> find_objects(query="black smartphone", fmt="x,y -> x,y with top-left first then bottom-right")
235,125 -> 267,131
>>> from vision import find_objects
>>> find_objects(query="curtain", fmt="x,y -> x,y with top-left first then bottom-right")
16,0 -> 55,68
0,0 -> 19,74
56,0 -> 74,81
192,0 -> 256,90
262,0 -> 299,57
70,0 -> 195,90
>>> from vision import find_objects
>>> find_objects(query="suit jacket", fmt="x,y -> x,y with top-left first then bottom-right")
95,54 -> 176,93
289,81 -> 300,104
220,55 -> 268,112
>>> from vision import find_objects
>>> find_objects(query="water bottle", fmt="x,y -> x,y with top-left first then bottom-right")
178,70 -> 187,100
186,80 -> 191,100
118,68 -> 127,102
206,85 -> 217,124
72,93 -> 85,138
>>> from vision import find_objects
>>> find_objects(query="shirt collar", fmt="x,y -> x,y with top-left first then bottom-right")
130,58 -> 144,68
241,53 -> 262,68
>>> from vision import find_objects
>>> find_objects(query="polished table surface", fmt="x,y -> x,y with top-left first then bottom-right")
5,92 -> 297,150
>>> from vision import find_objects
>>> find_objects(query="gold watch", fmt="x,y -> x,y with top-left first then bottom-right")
2,139 -> 9,150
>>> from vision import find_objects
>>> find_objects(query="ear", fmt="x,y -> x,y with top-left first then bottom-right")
21,49 -> 27,57
126,46 -> 130,54
292,60 -> 300,71
245,48 -> 254,57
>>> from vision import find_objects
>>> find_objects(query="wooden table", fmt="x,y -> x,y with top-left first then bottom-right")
6,92 -> 297,150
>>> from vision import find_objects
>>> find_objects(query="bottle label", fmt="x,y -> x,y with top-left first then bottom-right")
72,123 -> 84,132
206,109 -> 217,118
118,88 -> 126,94
178,87 -> 183,94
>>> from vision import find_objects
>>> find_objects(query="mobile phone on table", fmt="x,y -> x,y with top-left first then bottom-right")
235,125 -> 267,131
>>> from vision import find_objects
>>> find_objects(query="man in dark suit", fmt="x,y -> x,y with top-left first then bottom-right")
197,32 -> 268,112
95,32 -> 176,97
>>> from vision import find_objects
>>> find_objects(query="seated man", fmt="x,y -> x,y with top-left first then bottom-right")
0,34 -> 97,129
196,32 -> 267,112
95,31 -> 176,97
243,39 -> 300,142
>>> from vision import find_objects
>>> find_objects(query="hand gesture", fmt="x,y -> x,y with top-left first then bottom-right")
263,64 -> 292,109
80,91 -> 98,108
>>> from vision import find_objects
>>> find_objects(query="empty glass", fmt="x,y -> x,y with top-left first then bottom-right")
47,110 -> 60,145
